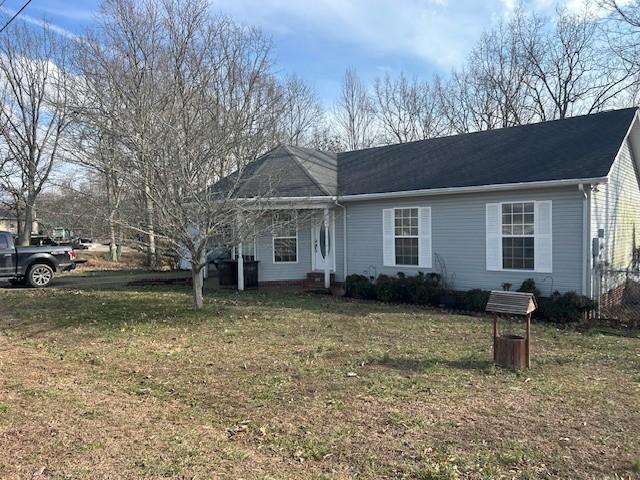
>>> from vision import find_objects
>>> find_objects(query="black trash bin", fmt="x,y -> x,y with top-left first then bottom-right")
216,260 -> 237,286
243,261 -> 259,288
215,260 -> 259,288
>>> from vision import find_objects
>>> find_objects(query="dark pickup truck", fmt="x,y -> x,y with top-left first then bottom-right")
0,231 -> 77,288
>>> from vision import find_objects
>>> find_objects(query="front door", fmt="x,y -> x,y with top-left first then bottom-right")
312,215 -> 334,272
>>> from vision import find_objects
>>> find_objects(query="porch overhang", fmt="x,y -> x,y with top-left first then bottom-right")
238,196 -> 337,210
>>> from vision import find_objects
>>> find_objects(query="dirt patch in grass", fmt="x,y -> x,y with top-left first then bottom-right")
0,286 -> 639,479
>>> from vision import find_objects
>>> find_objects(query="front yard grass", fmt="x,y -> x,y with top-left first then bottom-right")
0,285 -> 639,479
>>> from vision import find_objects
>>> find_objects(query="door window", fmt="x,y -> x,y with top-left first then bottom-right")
319,220 -> 329,258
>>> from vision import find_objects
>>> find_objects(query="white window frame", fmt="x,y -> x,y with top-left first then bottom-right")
232,237 -> 257,261
272,212 -> 298,264
487,200 -> 552,273
501,201 -> 535,272
394,207 -> 420,267
383,206 -> 432,268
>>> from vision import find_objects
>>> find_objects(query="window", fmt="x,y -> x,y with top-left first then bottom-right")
232,239 -> 256,262
394,208 -> 419,266
501,202 -> 534,270
0,234 -> 8,250
273,212 -> 297,263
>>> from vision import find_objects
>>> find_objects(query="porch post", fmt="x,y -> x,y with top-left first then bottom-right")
237,242 -> 244,291
323,207 -> 330,289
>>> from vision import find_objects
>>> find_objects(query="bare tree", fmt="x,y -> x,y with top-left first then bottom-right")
516,8 -> 635,119
373,73 -> 445,143
307,125 -> 345,152
63,122 -> 128,261
75,0 -> 288,309
278,74 -> 324,146
75,0 -> 166,267
437,68 -> 506,133
0,22 -> 74,245
437,15 -> 541,134
334,68 -> 376,150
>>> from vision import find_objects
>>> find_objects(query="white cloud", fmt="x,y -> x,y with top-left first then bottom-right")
212,0 -> 622,69
212,0 -> 515,68
0,7 -> 78,38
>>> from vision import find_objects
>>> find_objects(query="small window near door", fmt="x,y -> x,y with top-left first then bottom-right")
232,240 -> 256,262
273,212 -> 297,263
394,208 -> 419,266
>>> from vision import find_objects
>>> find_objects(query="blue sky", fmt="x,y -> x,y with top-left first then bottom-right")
2,0 -> 591,105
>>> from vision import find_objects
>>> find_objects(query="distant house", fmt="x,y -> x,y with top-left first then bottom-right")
226,107 -> 640,301
0,209 -> 39,236
0,209 -> 19,234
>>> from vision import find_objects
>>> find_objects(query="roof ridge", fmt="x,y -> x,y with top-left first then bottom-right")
281,144 -> 332,196
337,107 -> 640,156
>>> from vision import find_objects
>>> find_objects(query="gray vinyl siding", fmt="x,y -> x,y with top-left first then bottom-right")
255,208 -> 345,283
344,187 -> 584,297
591,135 -> 640,270
256,216 -> 311,282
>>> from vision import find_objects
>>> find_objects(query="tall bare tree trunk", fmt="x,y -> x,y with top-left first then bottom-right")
108,213 -> 118,262
18,195 -> 34,246
143,173 -> 157,269
116,226 -> 123,261
191,264 -> 204,310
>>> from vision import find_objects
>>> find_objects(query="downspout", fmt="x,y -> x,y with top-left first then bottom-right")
578,184 -> 590,297
335,200 -> 347,282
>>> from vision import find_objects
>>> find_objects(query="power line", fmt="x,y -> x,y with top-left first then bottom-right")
0,0 -> 34,34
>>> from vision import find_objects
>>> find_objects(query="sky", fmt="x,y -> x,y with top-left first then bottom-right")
0,0 -> 599,105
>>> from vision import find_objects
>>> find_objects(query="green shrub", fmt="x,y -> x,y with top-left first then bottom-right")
412,284 -> 442,305
345,274 -> 376,299
404,272 -> 442,305
347,272 -> 501,313
375,274 -> 409,303
424,272 -> 442,287
537,291 -> 597,324
517,278 -> 541,297
462,289 -> 490,311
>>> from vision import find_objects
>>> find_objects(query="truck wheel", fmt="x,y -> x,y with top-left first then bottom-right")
27,264 -> 54,288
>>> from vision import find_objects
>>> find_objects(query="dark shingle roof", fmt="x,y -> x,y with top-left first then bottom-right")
337,107 -> 638,196
232,145 -> 337,198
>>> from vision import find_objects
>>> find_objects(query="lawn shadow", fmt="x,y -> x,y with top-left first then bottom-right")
371,354 -> 494,373
1,285 -> 232,338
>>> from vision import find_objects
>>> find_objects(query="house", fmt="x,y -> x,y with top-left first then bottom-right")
0,209 -> 39,236
228,107 -> 640,301
0,209 -> 19,234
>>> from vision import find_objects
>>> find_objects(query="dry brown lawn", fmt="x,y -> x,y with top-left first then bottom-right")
0,285 -> 639,479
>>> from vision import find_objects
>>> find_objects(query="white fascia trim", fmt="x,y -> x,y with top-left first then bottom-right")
338,178 -> 609,202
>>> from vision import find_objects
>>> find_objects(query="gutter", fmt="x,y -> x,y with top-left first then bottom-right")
338,177 -> 609,202
579,184 -> 590,297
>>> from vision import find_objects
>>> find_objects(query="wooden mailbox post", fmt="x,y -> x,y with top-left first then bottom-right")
486,291 -> 537,370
